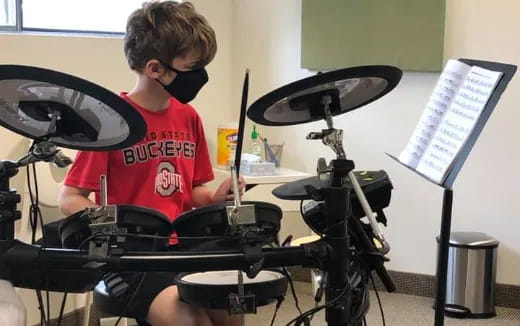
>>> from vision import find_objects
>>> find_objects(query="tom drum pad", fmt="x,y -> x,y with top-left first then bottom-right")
58,204 -> 172,251
171,201 -> 282,250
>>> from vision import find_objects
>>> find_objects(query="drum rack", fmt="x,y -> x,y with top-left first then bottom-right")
0,110 -> 395,326
0,64 -> 401,326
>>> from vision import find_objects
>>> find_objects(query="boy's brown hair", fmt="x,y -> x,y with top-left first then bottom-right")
124,1 -> 217,71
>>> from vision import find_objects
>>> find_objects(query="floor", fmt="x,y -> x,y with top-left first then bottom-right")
245,282 -> 520,326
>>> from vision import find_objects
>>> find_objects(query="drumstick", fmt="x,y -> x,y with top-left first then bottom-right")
233,68 -> 250,175
100,175 -> 107,206
230,166 -> 241,208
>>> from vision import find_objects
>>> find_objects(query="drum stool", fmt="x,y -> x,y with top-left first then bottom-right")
94,281 -> 147,326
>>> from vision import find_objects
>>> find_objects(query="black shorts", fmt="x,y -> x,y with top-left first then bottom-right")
104,271 -> 177,323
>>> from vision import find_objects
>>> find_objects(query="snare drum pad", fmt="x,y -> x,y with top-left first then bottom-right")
175,270 -> 288,309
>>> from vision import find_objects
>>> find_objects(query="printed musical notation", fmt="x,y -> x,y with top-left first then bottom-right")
399,59 -> 503,184
398,59 -> 471,169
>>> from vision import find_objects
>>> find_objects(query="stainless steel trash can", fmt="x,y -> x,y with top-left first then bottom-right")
439,232 -> 499,318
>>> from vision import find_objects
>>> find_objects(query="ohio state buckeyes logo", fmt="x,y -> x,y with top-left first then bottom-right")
155,162 -> 183,196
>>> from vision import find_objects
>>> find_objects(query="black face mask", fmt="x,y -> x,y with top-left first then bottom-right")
157,62 -> 208,104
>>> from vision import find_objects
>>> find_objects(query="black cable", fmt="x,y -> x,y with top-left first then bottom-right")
320,217 -> 348,236
77,232 -> 246,250
268,239 -> 303,316
299,200 -> 305,222
27,164 -> 51,326
274,213 -> 351,325
26,165 -> 37,244
342,244 -> 378,326
46,284 -> 51,326
29,164 -> 46,245
79,234 -> 149,325
26,172 -> 45,245
293,263 -> 371,326
303,200 -> 349,241
309,270 -> 327,322
299,203 -> 378,325
299,199 -> 350,240
284,279 -> 351,326
262,242 -> 307,325
281,268 -> 303,315
35,290 -> 48,326
78,232 -> 106,250
31,163 -> 39,202
288,288 -> 349,326
370,273 -> 386,326
113,272 -> 146,326
35,164 -> 51,326
124,233 -> 242,241
113,315 -> 123,326
270,297 -> 284,326
350,279 -> 371,326
57,292 -> 68,326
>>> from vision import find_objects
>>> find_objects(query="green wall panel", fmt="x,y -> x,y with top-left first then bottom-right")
302,0 -> 445,71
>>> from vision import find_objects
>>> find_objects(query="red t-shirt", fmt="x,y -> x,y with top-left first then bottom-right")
64,93 -> 215,221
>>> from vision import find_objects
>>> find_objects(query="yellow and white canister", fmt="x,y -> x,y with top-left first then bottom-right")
217,122 -> 238,168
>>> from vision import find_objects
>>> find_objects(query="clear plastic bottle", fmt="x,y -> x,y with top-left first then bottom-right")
250,125 -> 262,156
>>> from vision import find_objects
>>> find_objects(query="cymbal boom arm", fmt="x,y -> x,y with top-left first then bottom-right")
307,95 -> 389,251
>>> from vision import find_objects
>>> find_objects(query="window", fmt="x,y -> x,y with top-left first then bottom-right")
1,0 -> 148,35
0,0 -> 17,29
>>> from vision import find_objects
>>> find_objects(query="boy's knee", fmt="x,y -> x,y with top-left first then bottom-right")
147,285 -> 213,326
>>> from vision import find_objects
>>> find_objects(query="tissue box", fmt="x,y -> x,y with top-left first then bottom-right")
241,160 -> 275,176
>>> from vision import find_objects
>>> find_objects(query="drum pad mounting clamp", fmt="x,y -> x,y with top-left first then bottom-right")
228,292 -> 256,315
226,204 -> 256,227
83,205 -> 119,234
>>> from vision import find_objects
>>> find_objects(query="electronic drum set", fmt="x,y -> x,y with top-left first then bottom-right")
0,64 -> 402,326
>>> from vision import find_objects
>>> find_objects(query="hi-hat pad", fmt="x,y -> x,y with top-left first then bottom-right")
0,65 -> 146,150
247,65 -> 402,126
272,170 -> 393,223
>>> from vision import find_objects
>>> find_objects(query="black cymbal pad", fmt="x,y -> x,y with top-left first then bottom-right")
0,65 -> 146,150
247,65 -> 402,126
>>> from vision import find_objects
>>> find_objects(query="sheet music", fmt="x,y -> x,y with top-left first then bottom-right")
398,59 -> 471,168
416,65 -> 503,183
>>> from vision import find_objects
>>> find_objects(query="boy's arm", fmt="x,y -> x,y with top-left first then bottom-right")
59,185 -> 98,216
191,184 -> 215,207
191,176 -> 246,207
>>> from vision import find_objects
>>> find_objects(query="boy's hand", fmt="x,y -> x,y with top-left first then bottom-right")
213,175 -> 246,203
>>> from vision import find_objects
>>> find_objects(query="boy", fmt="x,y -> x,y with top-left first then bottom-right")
59,1 -> 243,325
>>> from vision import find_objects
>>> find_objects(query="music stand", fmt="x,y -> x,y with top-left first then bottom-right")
389,58 -> 517,326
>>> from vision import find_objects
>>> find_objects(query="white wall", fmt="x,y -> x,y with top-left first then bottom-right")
0,1 -> 234,324
190,0 -> 235,159
2,1 -> 520,324
231,0 -> 520,286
